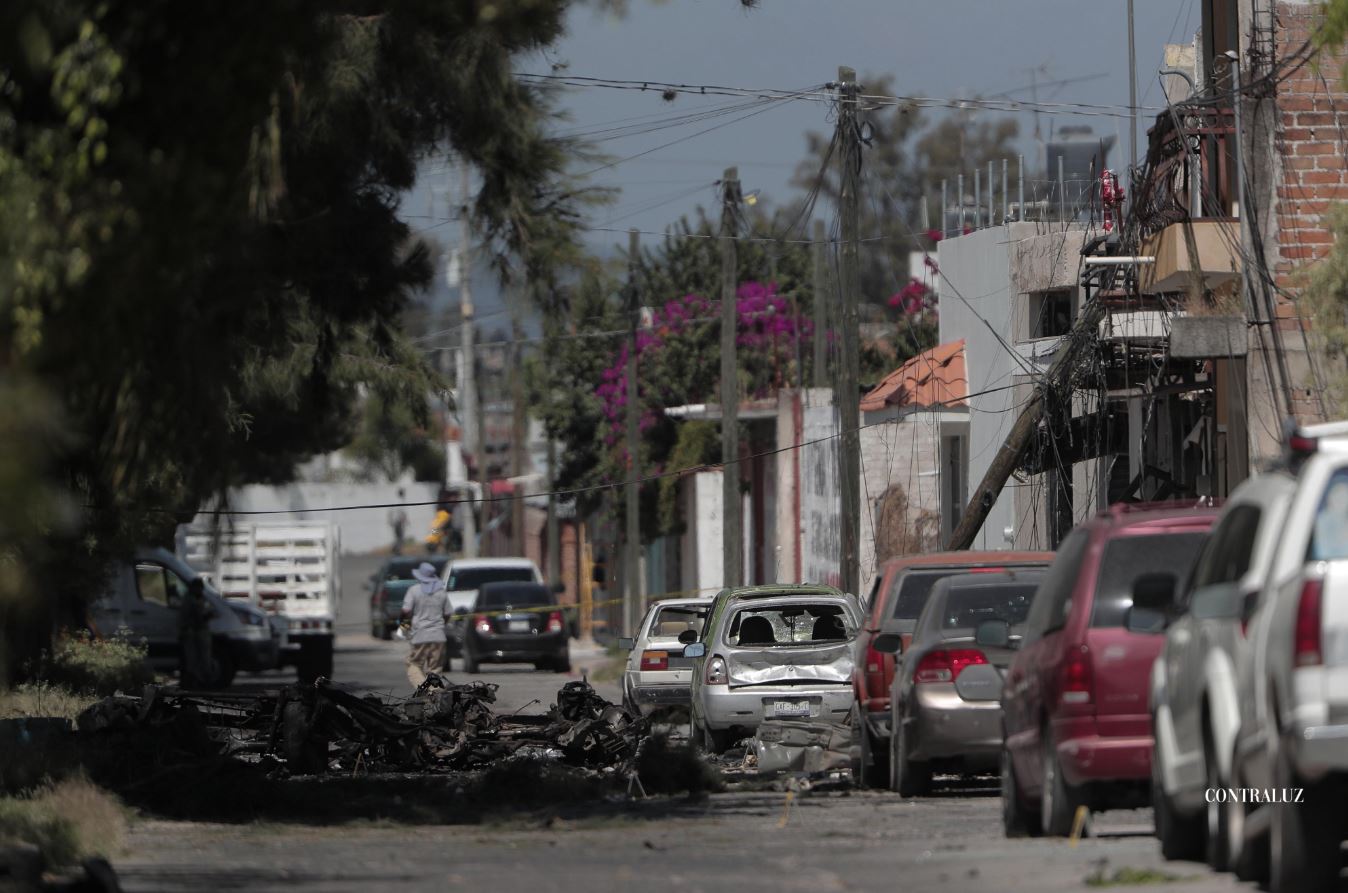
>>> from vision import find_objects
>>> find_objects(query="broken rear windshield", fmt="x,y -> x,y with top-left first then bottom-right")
650,605 -> 706,639
724,603 -> 852,646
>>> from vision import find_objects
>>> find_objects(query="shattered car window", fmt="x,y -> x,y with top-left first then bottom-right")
650,605 -> 706,638
724,603 -> 852,646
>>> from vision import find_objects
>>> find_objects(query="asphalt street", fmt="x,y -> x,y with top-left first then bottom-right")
112,554 -> 1254,893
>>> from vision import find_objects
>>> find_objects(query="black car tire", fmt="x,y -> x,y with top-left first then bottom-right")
1041,730 -> 1086,837
553,655 -> 571,673
1153,736 -> 1204,861
1270,751 -> 1340,893
379,623 -> 393,641
296,636 -> 334,684
1001,746 -> 1039,838
281,701 -> 328,775
462,650 -> 479,675
1230,757 -> 1268,884
890,717 -> 931,797
370,621 -> 382,639
1203,734 -> 1229,870
194,642 -> 237,690
850,704 -> 886,789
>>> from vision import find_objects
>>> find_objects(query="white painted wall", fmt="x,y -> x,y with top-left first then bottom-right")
799,392 -> 842,589
217,482 -> 441,555
685,470 -> 724,594
937,226 -> 1019,549
859,410 -> 941,583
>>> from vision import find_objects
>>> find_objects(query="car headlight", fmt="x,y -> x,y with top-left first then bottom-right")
229,605 -> 266,627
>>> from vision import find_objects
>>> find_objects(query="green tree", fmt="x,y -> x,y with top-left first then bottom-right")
0,0 -> 602,679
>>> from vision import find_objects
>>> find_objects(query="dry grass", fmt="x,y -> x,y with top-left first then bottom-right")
0,777 -> 128,867
0,683 -> 97,721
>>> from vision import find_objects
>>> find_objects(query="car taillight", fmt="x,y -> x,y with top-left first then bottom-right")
705,655 -> 727,685
546,611 -> 564,633
1295,578 -> 1324,667
474,614 -> 491,635
913,648 -> 987,684
865,643 -> 884,674
640,650 -> 669,671
1060,645 -> 1092,706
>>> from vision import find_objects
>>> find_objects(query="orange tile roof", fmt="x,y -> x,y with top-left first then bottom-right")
860,339 -> 967,413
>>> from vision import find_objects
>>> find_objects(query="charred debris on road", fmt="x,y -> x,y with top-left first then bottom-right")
62,678 -> 854,821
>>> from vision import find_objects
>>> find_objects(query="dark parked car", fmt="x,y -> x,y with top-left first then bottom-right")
463,581 -> 570,674
999,503 -> 1218,837
368,555 -> 449,639
879,569 -> 1046,795
852,551 -> 1053,787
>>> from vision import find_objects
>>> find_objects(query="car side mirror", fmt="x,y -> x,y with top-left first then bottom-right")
1190,583 -> 1245,621
677,629 -> 698,645
453,607 -> 467,617
552,581 -> 566,594
974,619 -> 1011,649
683,642 -> 707,659
871,633 -> 903,655
617,637 -> 634,651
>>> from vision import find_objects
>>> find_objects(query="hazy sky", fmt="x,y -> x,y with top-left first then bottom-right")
406,0 -> 1195,324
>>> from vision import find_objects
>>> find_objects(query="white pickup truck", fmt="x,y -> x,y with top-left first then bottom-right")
178,521 -> 341,682
1232,422 -> 1348,892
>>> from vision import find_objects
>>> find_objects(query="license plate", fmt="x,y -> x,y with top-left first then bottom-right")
507,619 -> 530,633
773,700 -> 811,717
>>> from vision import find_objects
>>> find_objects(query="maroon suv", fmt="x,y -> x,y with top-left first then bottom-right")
852,550 -> 1053,788
998,504 -> 1218,836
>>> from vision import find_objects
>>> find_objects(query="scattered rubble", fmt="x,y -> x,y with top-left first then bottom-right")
75,676 -> 652,779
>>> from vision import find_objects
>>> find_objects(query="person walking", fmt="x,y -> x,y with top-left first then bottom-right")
388,490 -> 408,555
179,577 -> 218,687
401,561 -> 450,687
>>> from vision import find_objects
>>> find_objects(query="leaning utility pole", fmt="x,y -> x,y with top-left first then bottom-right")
836,67 -> 862,598
946,297 -> 1106,550
812,219 -> 828,389
624,228 -> 642,635
457,162 -> 479,558
720,169 -> 743,590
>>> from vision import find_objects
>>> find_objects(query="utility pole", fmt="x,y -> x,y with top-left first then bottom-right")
946,297 -> 1106,550
624,228 -> 642,635
720,168 -> 743,590
457,162 -> 479,558
811,219 -> 828,389
836,67 -> 862,598
510,310 -> 527,556
545,436 -> 560,586
1127,0 -> 1138,175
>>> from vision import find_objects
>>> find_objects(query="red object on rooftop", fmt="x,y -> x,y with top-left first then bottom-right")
859,339 -> 967,413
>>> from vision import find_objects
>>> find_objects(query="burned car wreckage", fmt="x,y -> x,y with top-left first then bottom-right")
76,677 -> 650,778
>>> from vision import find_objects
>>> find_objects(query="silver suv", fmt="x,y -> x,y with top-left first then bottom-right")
1147,472 -> 1294,871
1231,422 -> 1348,891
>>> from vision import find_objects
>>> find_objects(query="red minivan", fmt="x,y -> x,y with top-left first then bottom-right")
852,550 -> 1053,787
998,504 -> 1218,836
